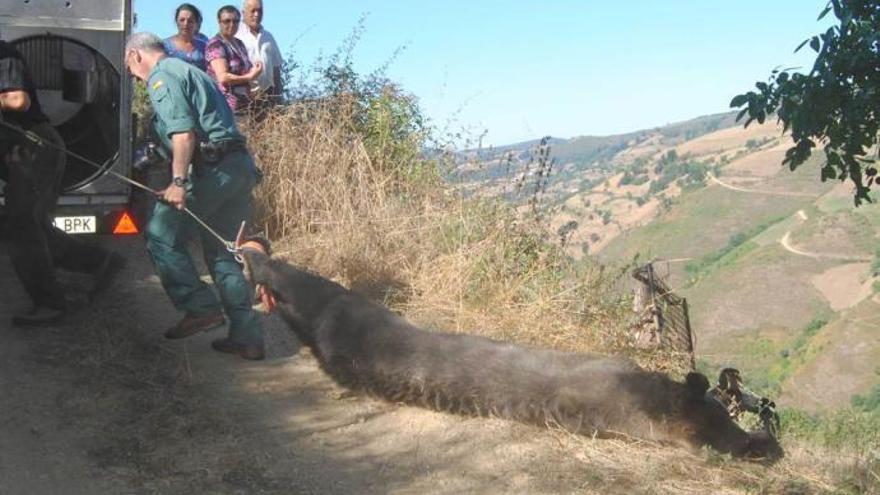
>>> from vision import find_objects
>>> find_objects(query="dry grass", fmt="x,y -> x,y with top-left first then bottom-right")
549,428 -> 878,494
245,96 -> 634,358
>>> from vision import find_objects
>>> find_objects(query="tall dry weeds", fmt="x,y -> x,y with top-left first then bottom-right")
242,95 -> 631,357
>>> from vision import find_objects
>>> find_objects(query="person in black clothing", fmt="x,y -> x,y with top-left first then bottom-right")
1,39 -> 125,326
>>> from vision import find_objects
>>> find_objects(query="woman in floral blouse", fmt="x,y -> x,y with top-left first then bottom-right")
206,5 -> 263,114
164,3 -> 207,71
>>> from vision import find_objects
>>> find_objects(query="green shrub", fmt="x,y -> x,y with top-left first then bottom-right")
132,80 -> 153,147
685,216 -> 785,276
871,246 -> 880,276
649,159 -> 710,195
734,316 -> 829,396
280,16 -> 435,187
781,407 -> 880,453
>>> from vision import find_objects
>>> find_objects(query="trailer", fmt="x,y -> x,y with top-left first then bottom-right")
1,0 -> 137,235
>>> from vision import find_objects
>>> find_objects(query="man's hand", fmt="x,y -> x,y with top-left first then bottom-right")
159,183 -> 186,210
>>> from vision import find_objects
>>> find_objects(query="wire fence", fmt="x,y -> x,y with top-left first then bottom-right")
630,262 -> 696,371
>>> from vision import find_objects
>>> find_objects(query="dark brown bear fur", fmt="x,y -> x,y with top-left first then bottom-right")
242,247 -> 782,460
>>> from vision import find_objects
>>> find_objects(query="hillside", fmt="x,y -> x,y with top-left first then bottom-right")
454,112 -> 739,191
458,116 -> 880,416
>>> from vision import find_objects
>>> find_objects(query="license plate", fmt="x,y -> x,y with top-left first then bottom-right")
53,216 -> 97,234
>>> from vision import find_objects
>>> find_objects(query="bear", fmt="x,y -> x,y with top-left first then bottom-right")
240,243 -> 783,461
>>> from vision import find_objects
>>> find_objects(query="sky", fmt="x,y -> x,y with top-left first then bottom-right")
134,1 -> 833,146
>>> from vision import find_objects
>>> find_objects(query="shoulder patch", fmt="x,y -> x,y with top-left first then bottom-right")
152,80 -> 164,90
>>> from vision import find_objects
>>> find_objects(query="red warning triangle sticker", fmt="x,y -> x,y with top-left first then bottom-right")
113,212 -> 139,235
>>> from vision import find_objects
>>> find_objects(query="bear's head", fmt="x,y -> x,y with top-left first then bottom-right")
683,372 -> 783,461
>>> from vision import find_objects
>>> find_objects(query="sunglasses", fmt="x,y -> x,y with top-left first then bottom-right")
220,18 -> 240,24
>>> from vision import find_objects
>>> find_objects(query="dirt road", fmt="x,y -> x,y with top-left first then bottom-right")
0,238 -> 615,494
707,173 -> 817,198
1,236 -> 852,494
779,231 -> 872,262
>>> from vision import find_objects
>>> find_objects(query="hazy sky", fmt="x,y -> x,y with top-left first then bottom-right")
135,1 -> 832,145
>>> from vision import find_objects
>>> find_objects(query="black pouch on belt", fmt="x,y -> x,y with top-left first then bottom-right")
196,140 -> 247,166
197,141 -> 224,165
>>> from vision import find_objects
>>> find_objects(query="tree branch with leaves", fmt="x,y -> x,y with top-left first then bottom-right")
731,0 -> 880,205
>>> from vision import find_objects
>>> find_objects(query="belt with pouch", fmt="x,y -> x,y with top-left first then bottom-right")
196,139 -> 248,166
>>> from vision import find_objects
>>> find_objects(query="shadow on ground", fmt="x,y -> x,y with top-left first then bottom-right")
0,237 -> 594,494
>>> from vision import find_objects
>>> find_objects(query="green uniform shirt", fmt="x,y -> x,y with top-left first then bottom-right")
146,57 -> 243,150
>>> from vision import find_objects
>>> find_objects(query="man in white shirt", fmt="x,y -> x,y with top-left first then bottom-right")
236,0 -> 284,105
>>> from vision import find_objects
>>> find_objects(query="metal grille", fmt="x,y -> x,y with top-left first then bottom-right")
16,37 -> 63,90
630,263 -> 696,370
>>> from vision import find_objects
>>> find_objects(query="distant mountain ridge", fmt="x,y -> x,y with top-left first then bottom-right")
456,111 -> 741,188
473,111 -> 740,168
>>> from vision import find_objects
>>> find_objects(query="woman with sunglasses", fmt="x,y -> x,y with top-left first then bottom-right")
206,5 -> 263,114
163,3 -> 207,71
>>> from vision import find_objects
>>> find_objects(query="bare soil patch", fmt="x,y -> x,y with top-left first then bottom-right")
674,121 -> 783,158
810,262 -> 875,311
709,173 -> 817,198
725,143 -> 791,178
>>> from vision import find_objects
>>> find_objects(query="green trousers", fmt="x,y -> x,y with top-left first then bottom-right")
145,151 -> 262,346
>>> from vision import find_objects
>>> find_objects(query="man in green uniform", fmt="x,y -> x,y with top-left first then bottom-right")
125,32 -> 263,360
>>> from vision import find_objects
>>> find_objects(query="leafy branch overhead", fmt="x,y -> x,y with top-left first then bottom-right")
731,0 -> 880,205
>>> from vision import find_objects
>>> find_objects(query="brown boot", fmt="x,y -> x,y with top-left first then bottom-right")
164,312 -> 225,339
211,338 -> 265,361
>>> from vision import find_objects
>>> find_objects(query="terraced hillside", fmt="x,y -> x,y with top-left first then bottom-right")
458,116 -> 880,413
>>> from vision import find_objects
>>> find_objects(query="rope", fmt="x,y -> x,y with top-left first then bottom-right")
0,119 -> 236,250
1,120 -> 157,195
